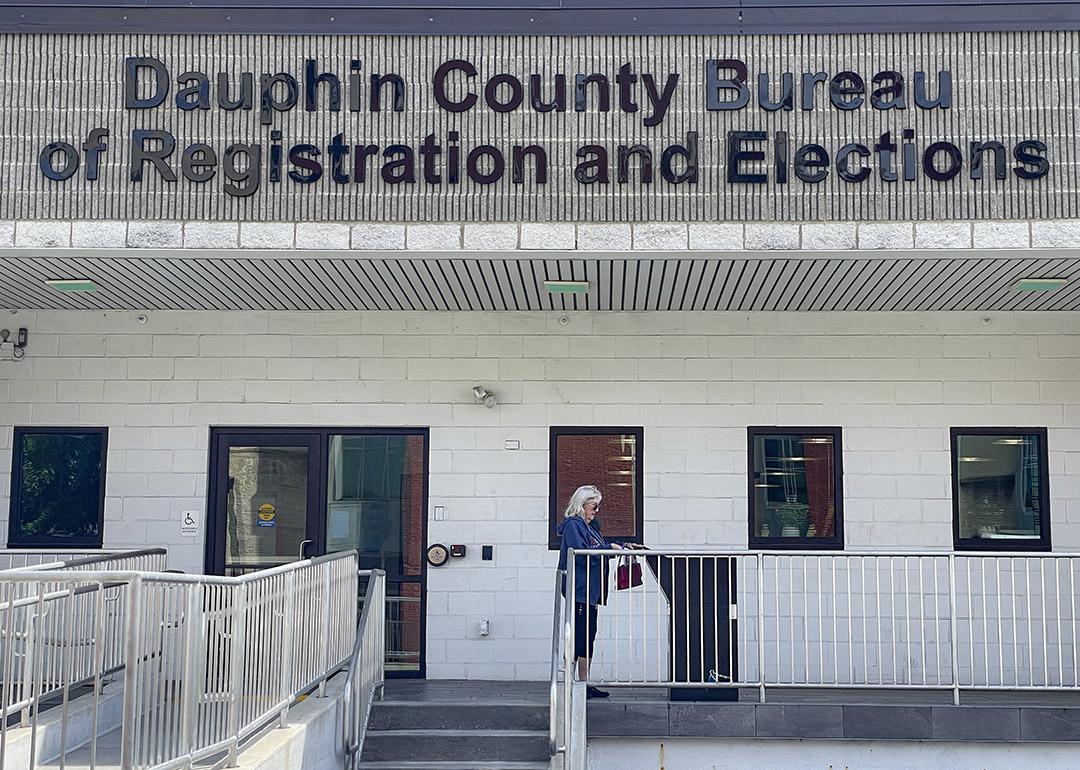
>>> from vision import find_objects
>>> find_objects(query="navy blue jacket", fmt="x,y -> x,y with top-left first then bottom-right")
557,516 -> 608,606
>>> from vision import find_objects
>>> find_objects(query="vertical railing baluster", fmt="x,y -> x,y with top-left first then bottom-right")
756,552 -> 766,703
121,576 -> 143,770
947,554 -> 960,705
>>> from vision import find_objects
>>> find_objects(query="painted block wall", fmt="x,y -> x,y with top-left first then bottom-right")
0,308 -> 1078,680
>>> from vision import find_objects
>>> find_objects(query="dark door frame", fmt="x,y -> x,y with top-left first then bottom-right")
205,425 -> 430,678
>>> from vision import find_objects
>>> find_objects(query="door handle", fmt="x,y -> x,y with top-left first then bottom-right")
299,539 -> 314,561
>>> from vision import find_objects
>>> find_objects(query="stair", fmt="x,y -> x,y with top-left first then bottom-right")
359,686 -> 550,770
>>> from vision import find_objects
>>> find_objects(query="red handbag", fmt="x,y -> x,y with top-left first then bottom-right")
616,555 -> 643,590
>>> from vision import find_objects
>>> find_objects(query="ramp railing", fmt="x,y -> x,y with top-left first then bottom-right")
0,549 -> 166,574
341,569 -> 386,770
0,550 -> 357,770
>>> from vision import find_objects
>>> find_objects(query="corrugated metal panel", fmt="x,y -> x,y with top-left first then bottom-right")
2,254 -> 1076,310
3,2 -> 1080,35
1,32 -> 1077,222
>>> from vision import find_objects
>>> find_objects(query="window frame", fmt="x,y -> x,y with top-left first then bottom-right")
950,426 -> 1051,552
548,426 -> 644,550
747,426 -> 845,551
8,426 -> 108,548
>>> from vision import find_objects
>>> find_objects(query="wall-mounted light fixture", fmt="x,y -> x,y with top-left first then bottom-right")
45,279 -> 98,293
472,385 -> 498,409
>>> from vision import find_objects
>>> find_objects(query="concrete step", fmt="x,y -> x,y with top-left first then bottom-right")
360,729 -> 550,763
368,701 -> 548,731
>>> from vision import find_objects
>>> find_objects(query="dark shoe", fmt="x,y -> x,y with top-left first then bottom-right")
586,686 -> 610,699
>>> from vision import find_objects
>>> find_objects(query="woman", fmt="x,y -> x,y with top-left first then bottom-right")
556,485 -> 642,699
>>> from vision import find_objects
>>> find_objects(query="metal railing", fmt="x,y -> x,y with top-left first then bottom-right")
0,549 -> 166,573
0,550 -> 357,770
548,569 -> 566,756
558,549 -> 1080,707
341,570 -> 386,770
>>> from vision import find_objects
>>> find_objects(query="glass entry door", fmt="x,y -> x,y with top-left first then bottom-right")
208,432 -> 322,576
327,433 -> 426,674
207,427 -> 428,676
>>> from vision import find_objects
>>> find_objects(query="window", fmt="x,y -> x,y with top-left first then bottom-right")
748,427 -> 843,549
951,428 -> 1050,551
9,427 -> 107,548
549,427 -> 643,549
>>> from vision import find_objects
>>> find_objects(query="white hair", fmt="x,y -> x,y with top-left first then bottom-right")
564,485 -> 602,519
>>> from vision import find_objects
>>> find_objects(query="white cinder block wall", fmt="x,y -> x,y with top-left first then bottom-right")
0,309 -> 1078,680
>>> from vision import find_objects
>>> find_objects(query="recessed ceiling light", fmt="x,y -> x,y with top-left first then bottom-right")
544,280 -> 589,294
45,279 -> 98,293
992,438 -> 1032,445
1013,278 -> 1067,292
958,456 -> 992,462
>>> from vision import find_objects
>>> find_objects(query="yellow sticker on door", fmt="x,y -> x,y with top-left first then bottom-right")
257,503 -> 277,528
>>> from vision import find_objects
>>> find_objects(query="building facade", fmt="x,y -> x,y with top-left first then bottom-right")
1,2 -> 1079,684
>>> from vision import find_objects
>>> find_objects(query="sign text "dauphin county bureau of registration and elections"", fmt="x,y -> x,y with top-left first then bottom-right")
38,57 -> 1049,198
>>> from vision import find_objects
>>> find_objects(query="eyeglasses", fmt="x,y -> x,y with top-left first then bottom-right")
584,501 -> 601,511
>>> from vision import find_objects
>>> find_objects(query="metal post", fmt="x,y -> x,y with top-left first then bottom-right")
278,570 -> 298,728
318,565 -> 333,698
225,582 -> 248,767
564,548 -> 576,765
179,584 -> 203,763
120,577 -> 143,770
756,552 -> 767,703
20,590 -> 40,728
947,554 -> 961,706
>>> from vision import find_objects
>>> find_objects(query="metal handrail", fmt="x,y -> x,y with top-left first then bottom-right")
558,547 -> 1080,710
548,568 -> 565,755
0,548 -> 166,573
0,550 -> 358,770
48,548 -> 167,572
341,569 -> 386,770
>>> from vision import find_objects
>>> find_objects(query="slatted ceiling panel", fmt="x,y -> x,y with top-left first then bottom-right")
450,261 -> 475,310
697,260 -> 725,311
423,262 -> 452,311
836,260 -> 880,311
427,261 -> 457,311
1046,265 -> 1080,311
920,259 -> 989,311
972,258 -> 1043,311
1009,260 -> 1080,312
1049,280 -> 1080,312
748,260 -> 780,311
928,259 -> 990,311
946,259 -> 1005,310
1,256 -> 1079,311
885,259 -> 934,311
778,259 -> 815,311
869,259 -> 918,311
495,260 -> 517,311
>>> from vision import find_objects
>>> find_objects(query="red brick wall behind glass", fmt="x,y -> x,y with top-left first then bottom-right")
552,433 -> 638,543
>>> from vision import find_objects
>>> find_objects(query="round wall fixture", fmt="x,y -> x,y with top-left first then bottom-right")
426,543 -> 450,567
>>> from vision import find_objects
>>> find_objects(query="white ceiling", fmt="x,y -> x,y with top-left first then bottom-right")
1,251 -> 1077,312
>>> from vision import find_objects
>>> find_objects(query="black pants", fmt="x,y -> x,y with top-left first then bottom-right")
574,602 -> 599,659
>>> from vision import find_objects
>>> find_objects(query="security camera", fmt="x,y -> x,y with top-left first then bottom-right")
472,385 -> 497,409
